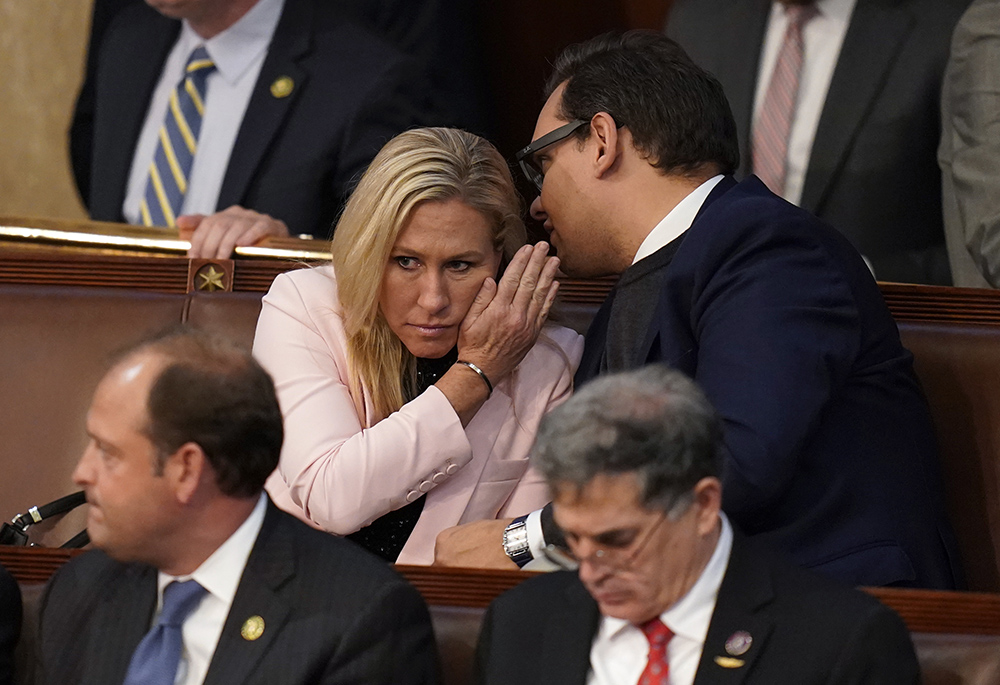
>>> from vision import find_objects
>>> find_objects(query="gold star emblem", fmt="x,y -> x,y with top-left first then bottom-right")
241,615 -> 265,641
197,265 -> 226,292
270,76 -> 294,98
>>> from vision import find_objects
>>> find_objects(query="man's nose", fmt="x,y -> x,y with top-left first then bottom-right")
530,195 -> 547,225
72,444 -> 96,486
417,272 -> 450,313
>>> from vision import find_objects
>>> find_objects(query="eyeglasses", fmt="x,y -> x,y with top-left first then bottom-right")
543,509 -> 669,572
515,119 -> 589,191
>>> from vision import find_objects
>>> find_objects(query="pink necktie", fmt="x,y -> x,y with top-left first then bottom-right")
638,618 -> 674,685
752,3 -> 819,196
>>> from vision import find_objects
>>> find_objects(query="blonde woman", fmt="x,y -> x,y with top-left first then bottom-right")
253,128 -> 583,565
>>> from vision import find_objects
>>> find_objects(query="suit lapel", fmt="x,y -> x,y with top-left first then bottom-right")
98,15 -> 179,218
216,0 -> 311,211
203,504 -> 294,685
708,1 -> 772,178
801,0 -> 914,212
85,565 -> 157,684
693,536 -> 774,685
537,580 -> 600,685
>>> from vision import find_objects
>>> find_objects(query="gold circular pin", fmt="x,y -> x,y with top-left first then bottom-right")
270,76 -> 294,98
241,615 -> 265,641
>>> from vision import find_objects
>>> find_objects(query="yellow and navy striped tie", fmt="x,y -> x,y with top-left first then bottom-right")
140,47 -> 216,228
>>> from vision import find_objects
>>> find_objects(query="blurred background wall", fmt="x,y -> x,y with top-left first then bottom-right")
0,0 -> 91,219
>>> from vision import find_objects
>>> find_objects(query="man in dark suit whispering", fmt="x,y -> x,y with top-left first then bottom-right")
436,30 -> 960,592
39,328 -> 438,685
475,367 -> 920,685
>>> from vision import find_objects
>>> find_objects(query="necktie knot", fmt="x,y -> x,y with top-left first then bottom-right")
159,580 -> 206,628
641,617 -> 674,649
185,46 -> 216,77
785,3 -> 819,30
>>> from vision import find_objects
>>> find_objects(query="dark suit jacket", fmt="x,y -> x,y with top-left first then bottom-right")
475,533 -> 920,685
0,563 -> 20,685
71,0 -> 435,239
38,502 -> 440,685
577,176 -> 961,589
666,0 -> 971,285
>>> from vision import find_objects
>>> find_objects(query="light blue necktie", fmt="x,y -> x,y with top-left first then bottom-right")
140,46 -> 216,228
123,579 -> 207,685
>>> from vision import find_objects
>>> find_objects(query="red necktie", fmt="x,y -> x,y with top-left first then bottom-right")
638,618 -> 674,685
751,3 -> 819,196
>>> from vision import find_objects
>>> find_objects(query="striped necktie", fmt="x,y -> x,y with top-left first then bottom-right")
751,3 -> 819,197
140,47 -> 216,228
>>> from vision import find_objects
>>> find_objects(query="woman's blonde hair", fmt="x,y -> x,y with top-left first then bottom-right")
331,127 -> 527,424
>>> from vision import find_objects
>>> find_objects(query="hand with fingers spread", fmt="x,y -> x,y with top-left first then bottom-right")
456,241 -> 561,385
178,205 -> 289,259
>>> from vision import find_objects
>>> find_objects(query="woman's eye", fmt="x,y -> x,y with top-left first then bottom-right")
394,256 -> 417,269
448,261 -> 471,272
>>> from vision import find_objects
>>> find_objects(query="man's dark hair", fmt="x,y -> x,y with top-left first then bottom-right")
117,327 -> 283,498
532,365 -> 722,513
546,30 -> 740,178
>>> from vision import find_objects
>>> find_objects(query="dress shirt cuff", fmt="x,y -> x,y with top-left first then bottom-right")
521,508 -> 561,571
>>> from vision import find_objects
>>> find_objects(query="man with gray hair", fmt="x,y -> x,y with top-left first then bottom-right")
475,366 -> 919,685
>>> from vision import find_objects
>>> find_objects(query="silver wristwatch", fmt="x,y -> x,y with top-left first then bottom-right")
503,515 -> 533,568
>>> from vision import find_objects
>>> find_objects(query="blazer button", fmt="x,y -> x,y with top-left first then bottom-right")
418,480 -> 434,493
445,463 -> 459,475
405,491 -> 421,503
431,472 -> 447,484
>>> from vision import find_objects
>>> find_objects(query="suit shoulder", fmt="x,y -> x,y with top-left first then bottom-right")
754,543 -> 906,626
490,571 -> 580,617
262,266 -> 339,313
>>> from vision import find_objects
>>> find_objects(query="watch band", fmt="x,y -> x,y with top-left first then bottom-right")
503,515 -> 533,568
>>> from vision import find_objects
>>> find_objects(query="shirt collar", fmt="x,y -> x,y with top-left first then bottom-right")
631,175 -> 724,265
773,0 -> 856,23
178,0 -> 285,86
597,513 -> 734,643
157,492 -> 268,608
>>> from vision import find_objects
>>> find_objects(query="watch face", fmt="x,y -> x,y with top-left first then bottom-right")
504,520 -> 533,566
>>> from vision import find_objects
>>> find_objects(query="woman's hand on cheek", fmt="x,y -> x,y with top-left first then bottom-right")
457,242 -> 560,383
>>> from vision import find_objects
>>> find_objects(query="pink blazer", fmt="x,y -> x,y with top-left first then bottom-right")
253,266 -> 583,565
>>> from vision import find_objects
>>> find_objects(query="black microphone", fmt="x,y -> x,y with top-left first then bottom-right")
0,491 -> 89,547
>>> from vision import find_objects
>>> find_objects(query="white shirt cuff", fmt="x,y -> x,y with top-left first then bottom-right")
520,508 -> 561,572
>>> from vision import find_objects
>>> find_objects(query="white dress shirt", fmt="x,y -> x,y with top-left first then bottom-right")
524,174 -> 726,568
586,514 -> 734,685
123,0 -> 285,224
153,493 -> 267,685
752,0 -> 857,205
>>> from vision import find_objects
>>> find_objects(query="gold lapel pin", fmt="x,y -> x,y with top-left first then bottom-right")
725,630 -> 753,656
241,615 -> 265,641
714,656 -> 746,669
270,76 -> 294,99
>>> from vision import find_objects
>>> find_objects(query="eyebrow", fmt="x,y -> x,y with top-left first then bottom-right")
389,247 -> 487,262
